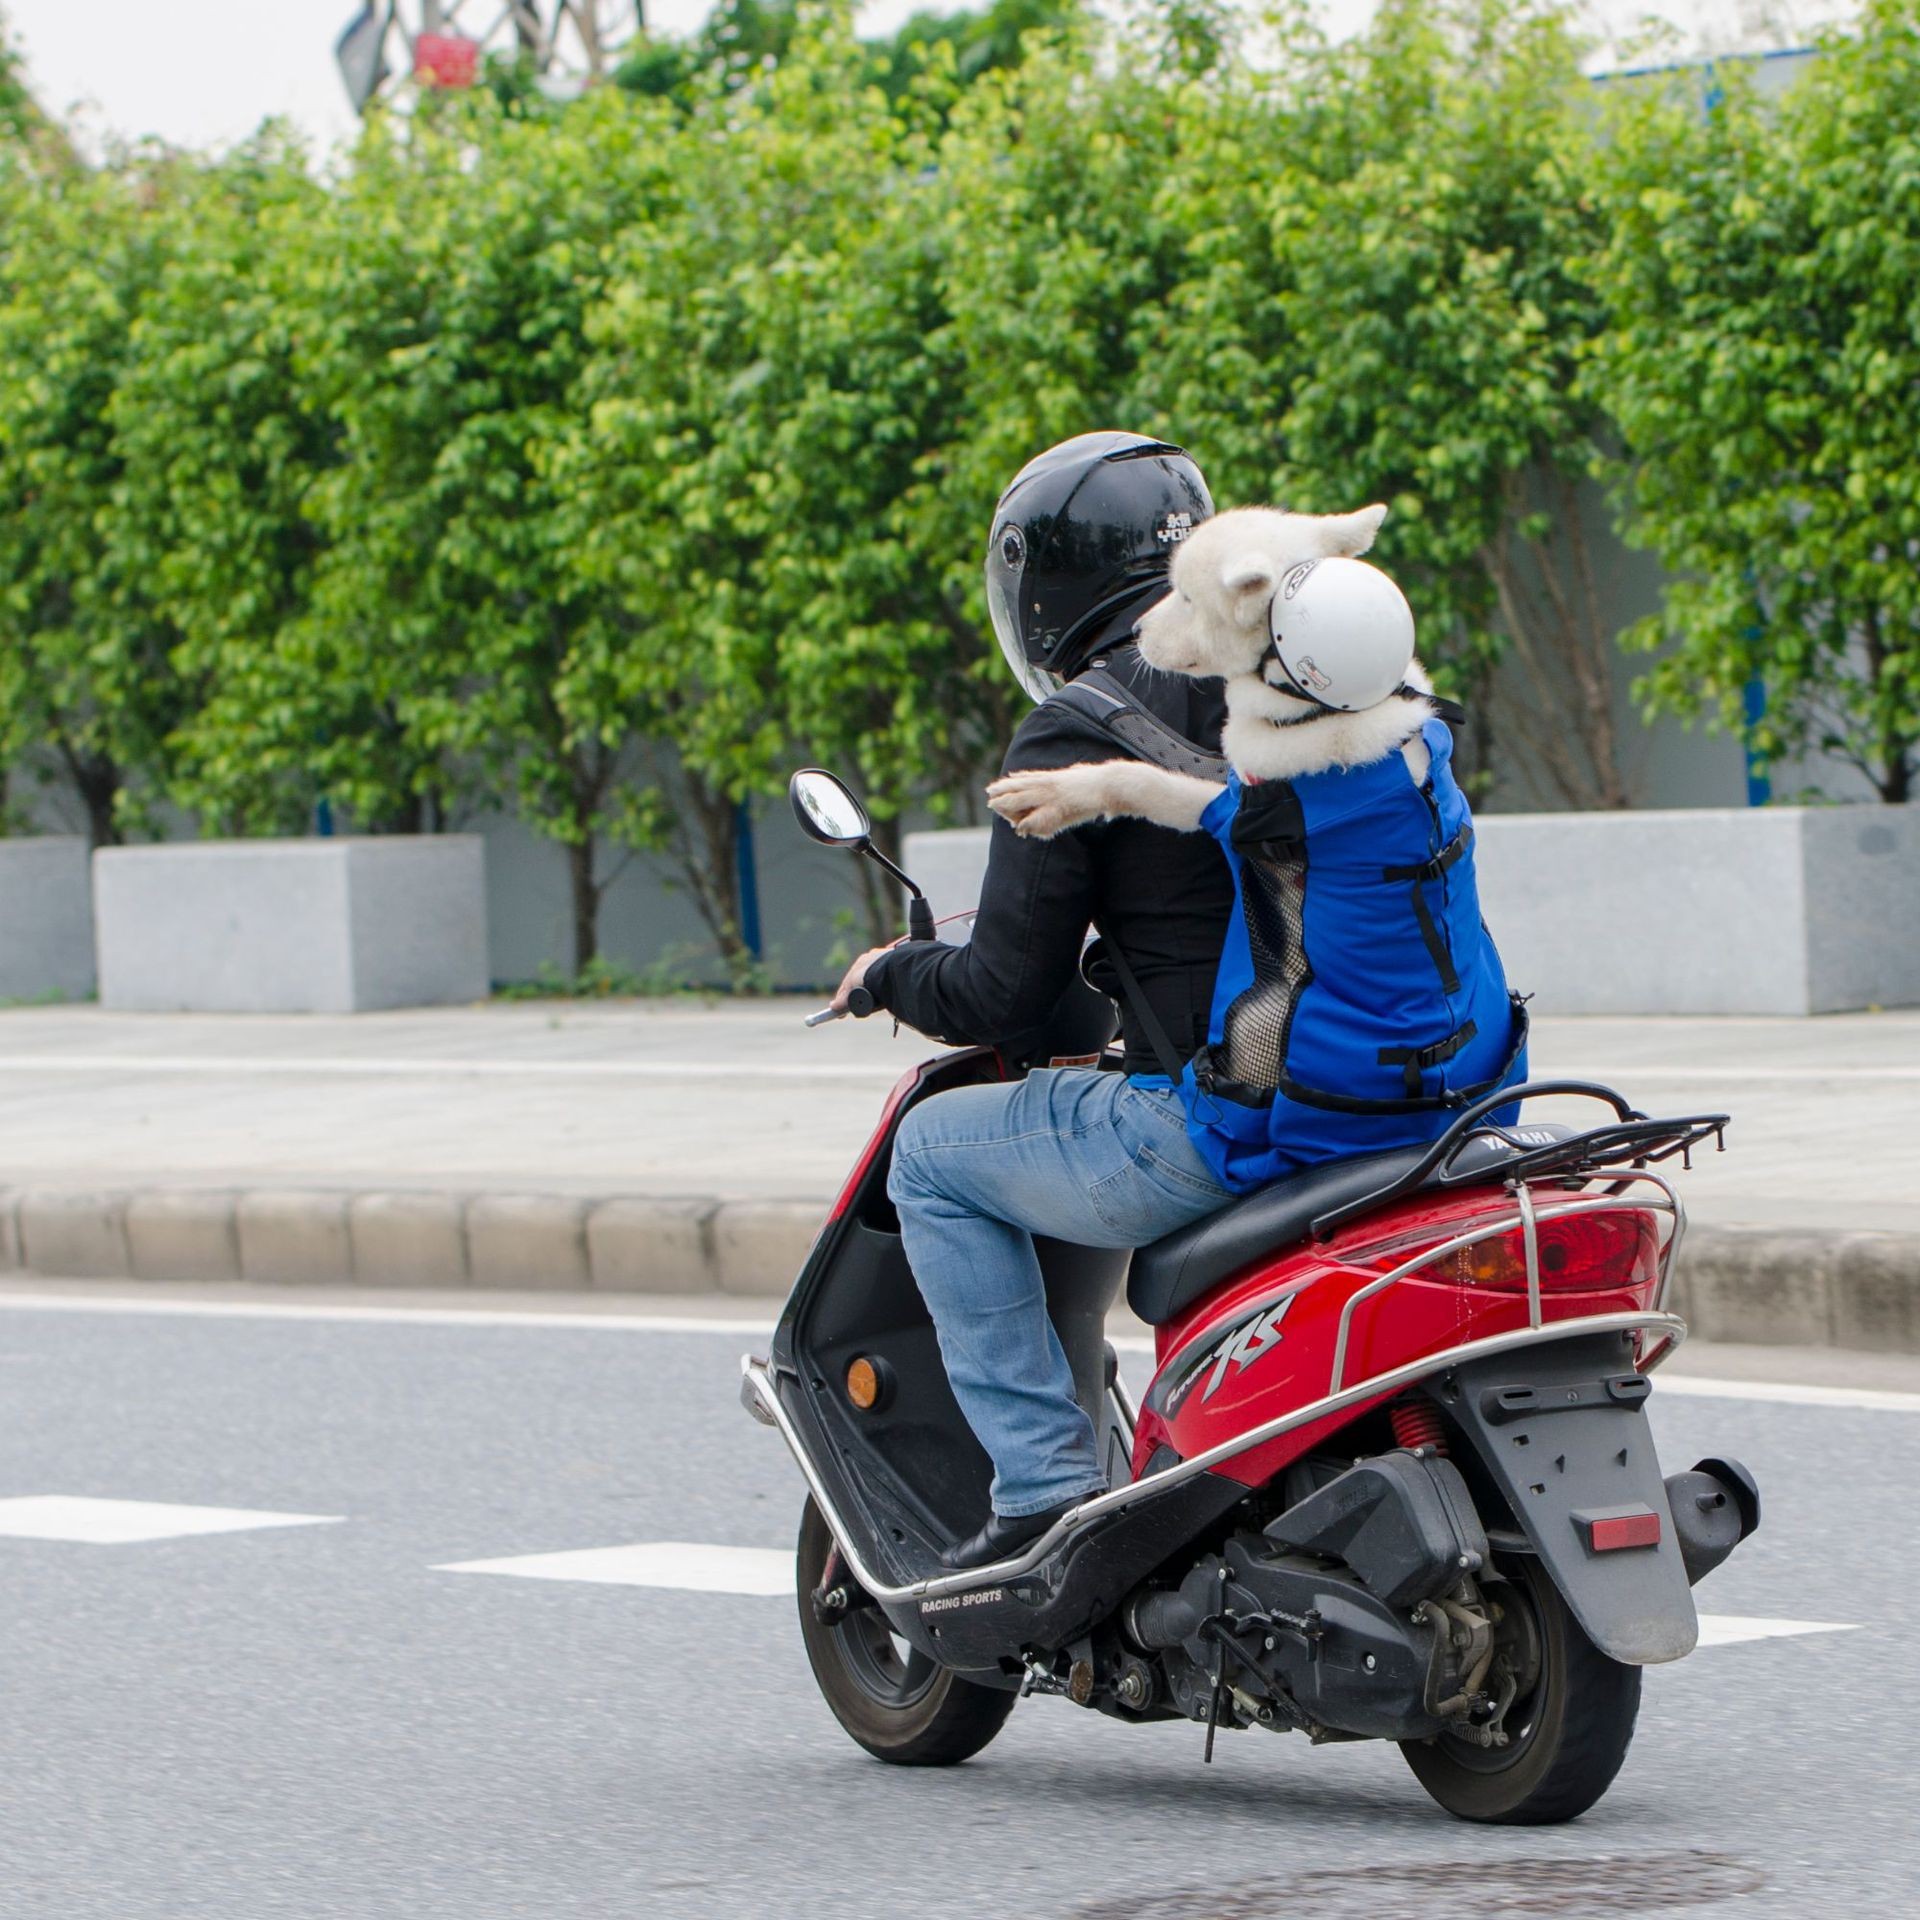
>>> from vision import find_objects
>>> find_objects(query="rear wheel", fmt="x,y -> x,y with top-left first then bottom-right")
795,1498 -> 1016,1766
1401,1556 -> 1641,1824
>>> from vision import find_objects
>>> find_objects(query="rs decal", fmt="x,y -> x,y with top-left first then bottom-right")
1201,1296 -> 1296,1403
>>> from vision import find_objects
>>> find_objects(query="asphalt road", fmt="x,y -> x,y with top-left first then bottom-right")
1,1291 -> 1914,1920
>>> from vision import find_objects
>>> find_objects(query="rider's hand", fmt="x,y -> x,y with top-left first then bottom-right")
832,946 -> 893,1014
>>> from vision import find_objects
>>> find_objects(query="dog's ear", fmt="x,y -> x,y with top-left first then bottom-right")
1219,552 -> 1278,626
1314,503 -> 1390,557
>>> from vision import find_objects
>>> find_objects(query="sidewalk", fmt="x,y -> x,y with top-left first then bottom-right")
0,1002 -> 1914,1344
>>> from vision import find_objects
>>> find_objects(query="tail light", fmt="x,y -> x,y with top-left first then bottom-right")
1353,1203 -> 1661,1294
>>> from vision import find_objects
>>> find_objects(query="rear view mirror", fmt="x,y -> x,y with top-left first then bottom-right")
790,769 -> 872,849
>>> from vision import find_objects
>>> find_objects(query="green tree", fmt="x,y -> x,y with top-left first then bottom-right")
0,7 -> 32,143
0,154 -> 193,843
913,16 -> 1197,801
1268,0 -> 1626,804
293,89 -> 687,965
107,134 -> 346,836
1583,3 -> 1920,802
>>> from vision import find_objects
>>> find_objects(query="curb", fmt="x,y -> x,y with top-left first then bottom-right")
0,1186 -> 1915,1351
1,1186 -> 821,1302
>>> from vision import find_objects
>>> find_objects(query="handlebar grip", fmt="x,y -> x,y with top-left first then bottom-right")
846,985 -> 876,1019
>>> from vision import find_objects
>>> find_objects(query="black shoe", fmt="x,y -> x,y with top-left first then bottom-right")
940,1496 -> 1085,1572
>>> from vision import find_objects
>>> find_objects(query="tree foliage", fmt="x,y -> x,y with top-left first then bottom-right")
1583,1 -> 1920,802
0,155 -> 193,843
0,2 -> 1913,982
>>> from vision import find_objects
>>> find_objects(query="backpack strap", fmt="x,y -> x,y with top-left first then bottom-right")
1085,936 -> 1190,1087
1045,664 -> 1229,782
1043,664 -> 1225,1081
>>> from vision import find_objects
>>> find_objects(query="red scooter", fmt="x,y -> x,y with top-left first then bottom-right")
743,771 -> 1760,1824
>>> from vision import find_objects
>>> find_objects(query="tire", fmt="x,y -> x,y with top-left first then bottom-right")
794,1498 -> 1016,1766
1401,1556 -> 1641,1824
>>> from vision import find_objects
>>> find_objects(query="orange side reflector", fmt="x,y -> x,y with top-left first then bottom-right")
846,1357 -> 881,1412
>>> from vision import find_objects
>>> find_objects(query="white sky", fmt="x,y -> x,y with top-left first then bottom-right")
1,0 -> 1856,159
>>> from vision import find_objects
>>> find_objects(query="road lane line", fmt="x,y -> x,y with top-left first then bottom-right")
0,1052 -> 1916,1084
432,1544 -> 1866,1650
0,1053 -> 903,1082
437,1542 -> 791,1594
2,1292 -> 1917,1412
1644,1375 -> 1920,1413
0,1495 -> 342,1544
1694,1616 -> 1859,1648
0,1293 -> 786,1334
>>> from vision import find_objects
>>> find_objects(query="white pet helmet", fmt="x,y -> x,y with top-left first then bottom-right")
1268,556 -> 1416,712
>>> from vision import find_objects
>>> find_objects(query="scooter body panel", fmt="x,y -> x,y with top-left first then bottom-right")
1134,1191 -> 1661,1490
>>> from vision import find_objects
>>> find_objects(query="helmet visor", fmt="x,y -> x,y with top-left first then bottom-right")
987,526 -> 1059,705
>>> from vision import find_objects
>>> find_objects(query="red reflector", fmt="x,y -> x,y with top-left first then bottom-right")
1586,1510 -> 1662,1552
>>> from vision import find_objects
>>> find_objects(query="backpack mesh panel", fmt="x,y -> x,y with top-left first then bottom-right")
1219,852 -> 1310,1090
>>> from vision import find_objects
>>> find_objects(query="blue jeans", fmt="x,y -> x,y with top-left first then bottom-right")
887,1069 -> 1232,1518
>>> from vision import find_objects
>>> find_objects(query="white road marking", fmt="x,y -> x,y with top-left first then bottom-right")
0,1292 -> 786,1335
0,1053 -> 900,1083
0,1494 -> 342,1544
0,1051 -> 1916,1084
437,1542 -> 792,1595
1649,1375 -> 1920,1414
1,1291 -> 1917,1414
435,1547 -> 1863,1648
1695,1615 -> 1859,1648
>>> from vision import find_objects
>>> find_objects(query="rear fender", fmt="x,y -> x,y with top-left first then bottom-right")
1429,1331 -> 1698,1665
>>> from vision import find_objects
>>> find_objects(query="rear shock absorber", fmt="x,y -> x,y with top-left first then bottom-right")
1391,1395 -> 1448,1455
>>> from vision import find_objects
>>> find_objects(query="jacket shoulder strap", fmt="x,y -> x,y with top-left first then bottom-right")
1044,666 -> 1228,782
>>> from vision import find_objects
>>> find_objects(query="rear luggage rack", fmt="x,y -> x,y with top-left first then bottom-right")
1309,1081 -> 1728,1243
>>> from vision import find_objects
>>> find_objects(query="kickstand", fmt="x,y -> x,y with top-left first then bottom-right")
1202,1664 -> 1226,1765
1201,1562 -> 1230,1765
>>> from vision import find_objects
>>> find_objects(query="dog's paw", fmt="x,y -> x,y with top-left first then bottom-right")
986,767 -> 1105,839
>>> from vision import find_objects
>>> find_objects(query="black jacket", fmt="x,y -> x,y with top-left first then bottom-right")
866,644 -> 1234,1076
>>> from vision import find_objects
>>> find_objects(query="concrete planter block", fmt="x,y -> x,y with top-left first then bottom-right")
713,1201 -> 825,1298
1474,804 -> 1920,1016
465,1195 -> 589,1290
1679,1226 -> 1838,1346
911,805 -> 1920,1016
127,1191 -> 240,1283
586,1199 -> 716,1294
18,1190 -> 131,1279
349,1193 -> 467,1289
236,1191 -> 352,1286
0,838 -> 95,1002
93,836 -> 489,1014
1831,1233 -> 1920,1352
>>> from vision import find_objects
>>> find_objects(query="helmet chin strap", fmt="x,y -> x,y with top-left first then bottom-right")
1260,648 -> 1468,727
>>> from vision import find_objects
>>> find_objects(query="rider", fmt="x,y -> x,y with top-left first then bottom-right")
831,431 -> 1237,1569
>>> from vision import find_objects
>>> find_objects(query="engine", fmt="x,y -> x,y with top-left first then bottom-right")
1123,1448 -> 1505,1744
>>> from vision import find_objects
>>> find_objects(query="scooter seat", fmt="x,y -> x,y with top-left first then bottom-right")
1128,1128 -> 1568,1327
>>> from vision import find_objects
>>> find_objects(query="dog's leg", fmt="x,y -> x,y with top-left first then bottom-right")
986,762 -> 1224,839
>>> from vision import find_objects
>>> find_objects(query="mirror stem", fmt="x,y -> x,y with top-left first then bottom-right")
861,842 -> 922,903
859,844 -> 937,942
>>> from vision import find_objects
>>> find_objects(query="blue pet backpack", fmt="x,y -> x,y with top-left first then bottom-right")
1050,668 -> 1527,1195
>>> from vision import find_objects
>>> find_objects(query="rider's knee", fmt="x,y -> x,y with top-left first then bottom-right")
887,1103 -> 936,1205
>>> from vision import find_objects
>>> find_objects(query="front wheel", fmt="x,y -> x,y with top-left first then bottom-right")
1401,1556 -> 1641,1824
795,1498 -> 1016,1766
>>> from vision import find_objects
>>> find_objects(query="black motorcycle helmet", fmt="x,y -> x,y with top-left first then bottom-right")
986,430 -> 1215,702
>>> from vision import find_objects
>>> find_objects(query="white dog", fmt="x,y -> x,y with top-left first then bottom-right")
986,504 -> 1435,838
